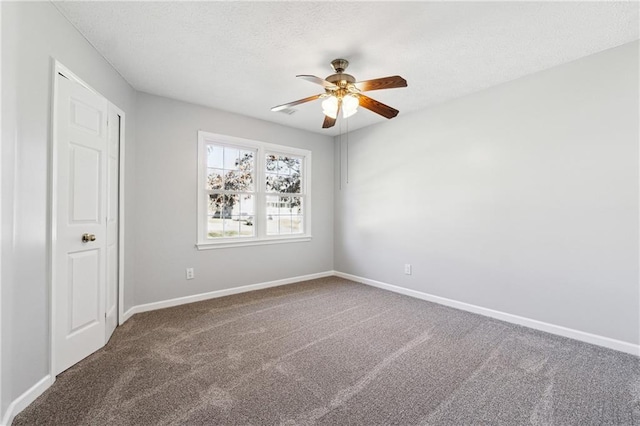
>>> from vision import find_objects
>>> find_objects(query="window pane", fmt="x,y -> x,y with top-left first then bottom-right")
240,151 -> 254,173
278,216 -> 292,234
207,168 -> 224,190
209,193 -> 234,218
239,219 -> 254,237
207,196 -> 224,238
290,158 -> 301,174
266,215 -> 279,235
225,170 -> 253,191
238,195 -> 254,236
239,195 -> 254,215
223,218 -> 240,237
266,195 -> 278,215
207,218 -> 224,238
278,158 -> 291,176
265,172 -> 278,193
266,195 -> 278,235
278,196 -> 291,215
286,196 -> 303,215
266,154 -> 277,172
207,145 -> 223,169
223,147 -> 240,170
208,193 -> 236,238
291,215 -> 303,234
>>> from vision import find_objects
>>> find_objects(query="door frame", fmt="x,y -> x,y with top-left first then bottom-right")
49,60 -> 127,378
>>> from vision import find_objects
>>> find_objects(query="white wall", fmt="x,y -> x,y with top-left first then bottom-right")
1,2 -> 136,420
133,93 -> 334,306
335,41 -> 639,345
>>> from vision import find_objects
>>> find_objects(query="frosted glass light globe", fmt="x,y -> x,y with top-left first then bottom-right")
342,94 -> 359,118
322,96 -> 339,119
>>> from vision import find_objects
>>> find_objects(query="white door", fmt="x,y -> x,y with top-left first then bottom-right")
54,74 -> 108,374
105,106 -> 120,343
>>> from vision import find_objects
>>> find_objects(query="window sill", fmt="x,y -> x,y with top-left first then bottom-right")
196,235 -> 312,250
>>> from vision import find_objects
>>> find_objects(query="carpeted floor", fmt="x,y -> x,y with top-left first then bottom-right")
15,277 -> 640,425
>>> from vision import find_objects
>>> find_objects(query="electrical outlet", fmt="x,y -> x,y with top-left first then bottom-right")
186,268 -> 195,280
404,264 -> 412,275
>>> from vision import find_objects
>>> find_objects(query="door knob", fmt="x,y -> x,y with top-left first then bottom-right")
82,233 -> 96,243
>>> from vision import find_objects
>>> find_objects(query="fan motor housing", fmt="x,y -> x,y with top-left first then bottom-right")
326,73 -> 356,87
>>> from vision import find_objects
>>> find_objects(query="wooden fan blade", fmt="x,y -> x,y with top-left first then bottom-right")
322,115 -> 336,129
297,75 -> 338,90
271,94 -> 322,112
355,75 -> 407,92
359,94 -> 399,119
322,100 -> 341,129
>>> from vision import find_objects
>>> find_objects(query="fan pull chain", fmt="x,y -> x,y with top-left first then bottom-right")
338,114 -> 342,190
339,129 -> 342,191
346,117 -> 349,185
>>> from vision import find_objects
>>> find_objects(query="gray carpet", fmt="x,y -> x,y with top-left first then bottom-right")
14,277 -> 640,425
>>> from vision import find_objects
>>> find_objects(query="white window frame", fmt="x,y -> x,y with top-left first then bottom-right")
197,131 -> 312,249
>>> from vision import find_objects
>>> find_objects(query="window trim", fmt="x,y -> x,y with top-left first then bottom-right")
196,131 -> 312,250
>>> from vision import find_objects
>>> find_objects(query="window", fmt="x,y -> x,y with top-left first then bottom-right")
197,131 -> 311,249
265,154 -> 304,235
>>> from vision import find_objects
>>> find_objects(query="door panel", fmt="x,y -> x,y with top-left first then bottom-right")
68,250 -> 100,333
70,98 -> 103,135
69,143 -> 101,222
55,75 -> 108,374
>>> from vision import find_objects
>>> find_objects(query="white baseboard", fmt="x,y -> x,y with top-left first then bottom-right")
334,271 -> 639,356
122,271 -> 335,322
1,375 -> 52,426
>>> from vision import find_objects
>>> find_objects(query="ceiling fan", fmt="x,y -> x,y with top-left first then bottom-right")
271,59 -> 407,129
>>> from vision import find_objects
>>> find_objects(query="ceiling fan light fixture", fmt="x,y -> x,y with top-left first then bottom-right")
322,96 -> 339,119
271,59 -> 406,129
342,94 -> 359,118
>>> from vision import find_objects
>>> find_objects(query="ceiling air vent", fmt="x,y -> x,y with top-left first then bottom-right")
277,108 -> 297,115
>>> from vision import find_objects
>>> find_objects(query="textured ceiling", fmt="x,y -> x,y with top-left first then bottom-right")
53,1 -> 639,136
